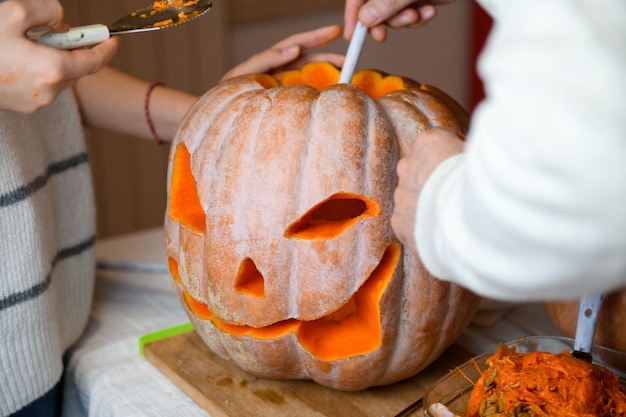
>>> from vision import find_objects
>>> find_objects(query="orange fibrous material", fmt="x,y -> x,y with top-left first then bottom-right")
467,344 -> 626,417
169,243 -> 400,361
153,0 -> 197,10
275,62 -> 407,99
152,1 -> 170,11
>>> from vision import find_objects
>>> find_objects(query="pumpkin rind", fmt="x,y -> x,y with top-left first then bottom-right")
165,62 -> 479,390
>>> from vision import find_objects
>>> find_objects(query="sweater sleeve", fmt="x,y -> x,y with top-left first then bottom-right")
415,0 -> 626,301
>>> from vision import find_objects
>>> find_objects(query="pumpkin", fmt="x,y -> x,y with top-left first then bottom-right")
164,62 -> 480,391
544,288 -> 626,353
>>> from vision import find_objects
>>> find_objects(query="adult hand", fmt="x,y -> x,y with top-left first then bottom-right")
391,127 -> 464,254
221,25 -> 345,81
0,0 -> 119,113
344,0 -> 455,42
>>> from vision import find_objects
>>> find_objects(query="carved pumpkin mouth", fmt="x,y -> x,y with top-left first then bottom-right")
169,242 -> 399,362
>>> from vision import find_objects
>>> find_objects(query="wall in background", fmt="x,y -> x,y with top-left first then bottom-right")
61,0 -> 471,238
230,3 -> 470,109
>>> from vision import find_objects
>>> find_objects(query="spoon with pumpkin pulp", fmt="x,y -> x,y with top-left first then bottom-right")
30,0 -> 212,50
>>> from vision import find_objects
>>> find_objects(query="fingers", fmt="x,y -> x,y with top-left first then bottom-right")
221,25 -> 344,81
344,0 -> 367,39
383,7 -> 419,28
385,5 -> 436,28
0,0 -> 119,113
59,36 -> 121,79
273,25 -> 342,51
221,45 -> 302,80
8,37 -> 119,112
3,0 -> 67,32
344,0 -> 439,43
358,0 -> 421,28
368,2 -> 437,41
391,157 -> 420,253
35,36 -> 120,84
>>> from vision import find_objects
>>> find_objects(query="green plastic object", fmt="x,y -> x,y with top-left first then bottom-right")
138,322 -> 194,356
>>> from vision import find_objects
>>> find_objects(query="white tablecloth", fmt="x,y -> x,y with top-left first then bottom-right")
61,227 -> 561,417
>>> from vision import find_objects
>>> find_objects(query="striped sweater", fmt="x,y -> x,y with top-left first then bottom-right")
0,89 -> 96,415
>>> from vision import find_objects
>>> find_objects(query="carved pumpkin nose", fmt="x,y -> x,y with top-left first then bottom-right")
234,257 -> 264,298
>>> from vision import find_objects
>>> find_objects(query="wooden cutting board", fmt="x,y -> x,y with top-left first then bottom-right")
143,330 -> 473,417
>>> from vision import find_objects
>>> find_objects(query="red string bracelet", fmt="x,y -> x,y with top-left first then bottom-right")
144,81 -> 164,145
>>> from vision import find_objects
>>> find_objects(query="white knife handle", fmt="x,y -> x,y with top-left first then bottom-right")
339,21 -> 368,84
31,24 -> 110,49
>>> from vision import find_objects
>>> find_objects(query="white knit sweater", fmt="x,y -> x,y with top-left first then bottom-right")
0,90 -> 96,415
416,0 -> 626,301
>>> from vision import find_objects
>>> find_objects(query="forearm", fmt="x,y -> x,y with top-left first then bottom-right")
74,65 -> 198,142
416,0 -> 626,301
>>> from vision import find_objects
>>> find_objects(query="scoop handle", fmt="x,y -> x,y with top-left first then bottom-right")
573,293 -> 604,360
30,24 -> 111,49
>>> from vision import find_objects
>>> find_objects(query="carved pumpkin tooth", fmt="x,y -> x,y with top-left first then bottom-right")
165,61 -> 479,391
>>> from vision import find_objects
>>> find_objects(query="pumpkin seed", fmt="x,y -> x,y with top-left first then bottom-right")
507,403 -> 537,417
483,367 -> 499,391
478,393 -> 504,416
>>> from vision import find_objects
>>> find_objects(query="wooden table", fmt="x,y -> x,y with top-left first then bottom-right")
61,227 -> 561,417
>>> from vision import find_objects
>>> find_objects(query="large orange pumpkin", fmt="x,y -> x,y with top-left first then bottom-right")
165,62 -> 480,391
544,289 -> 626,353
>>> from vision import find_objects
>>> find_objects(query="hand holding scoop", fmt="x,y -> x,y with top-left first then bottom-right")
29,0 -> 212,49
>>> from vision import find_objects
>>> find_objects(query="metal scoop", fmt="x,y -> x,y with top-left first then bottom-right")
30,0 -> 212,50
572,293 -> 604,362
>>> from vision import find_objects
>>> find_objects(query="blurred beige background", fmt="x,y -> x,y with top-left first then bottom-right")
62,0 -> 472,238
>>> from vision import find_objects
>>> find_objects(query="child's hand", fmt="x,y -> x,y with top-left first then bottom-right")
221,25 -> 345,81
0,0 -> 119,113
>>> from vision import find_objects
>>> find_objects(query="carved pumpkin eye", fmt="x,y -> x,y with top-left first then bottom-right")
168,144 -> 205,233
284,193 -> 380,240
